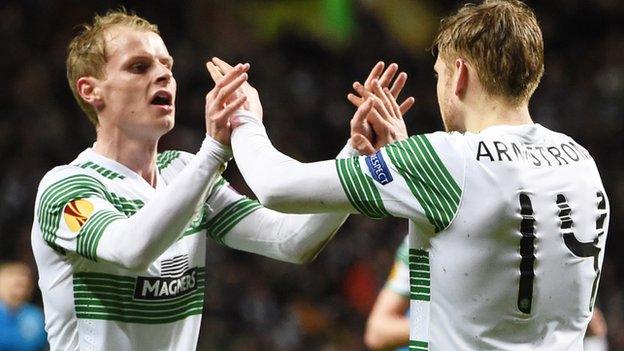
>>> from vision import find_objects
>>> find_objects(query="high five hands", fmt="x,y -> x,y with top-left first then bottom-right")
204,57 -> 413,154
347,61 -> 415,155
203,62 -> 249,146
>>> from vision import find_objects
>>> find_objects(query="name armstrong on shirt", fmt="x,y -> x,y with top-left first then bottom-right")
476,140 -> 591,166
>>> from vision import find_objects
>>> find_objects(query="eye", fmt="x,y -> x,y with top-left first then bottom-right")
130,61 -> 150,73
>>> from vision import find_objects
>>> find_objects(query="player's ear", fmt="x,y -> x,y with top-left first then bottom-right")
77,77 -> 104,111
453,58 -> 468,98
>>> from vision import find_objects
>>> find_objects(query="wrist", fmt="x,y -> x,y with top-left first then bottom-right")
234,110 -> 262,127
199,134 -> 233,164
341,140 -> 361,158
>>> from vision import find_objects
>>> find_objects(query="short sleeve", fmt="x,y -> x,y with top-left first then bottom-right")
35,169 -> 126,261
335,132 -> 467,233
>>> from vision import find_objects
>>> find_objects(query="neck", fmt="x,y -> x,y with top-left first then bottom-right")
93,127 -> 159,187
464,97 -> 533,133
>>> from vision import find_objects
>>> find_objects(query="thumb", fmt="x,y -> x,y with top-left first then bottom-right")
230,114 -> 242,129
354,99 -> 373,124
351,133 -> 376,155
206,62 -> 224,84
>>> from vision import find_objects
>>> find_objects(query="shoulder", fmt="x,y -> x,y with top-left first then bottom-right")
157,150 -> 194,171
385,131 -> 469,162
35,166 -> 110,220
37,165 -> 107,197
383,132 -> 468,183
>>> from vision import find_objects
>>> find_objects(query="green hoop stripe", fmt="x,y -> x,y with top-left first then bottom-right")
77,210 -> 126,261
409,249 -> 430,301
109,193 -> 144,216
38,175 -> 109,248
335,157 -> 389,219
156,151 -> 181,171
409,340 -> 429,350
206,198 -> 262,245
212,176 -> 228,192
37,174 -> 144,253
386,135 -> 461,232
78,161 -> 125,180
73,268 -> 205,324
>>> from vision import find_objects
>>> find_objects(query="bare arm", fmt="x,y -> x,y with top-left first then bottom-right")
365,288 -> 411,350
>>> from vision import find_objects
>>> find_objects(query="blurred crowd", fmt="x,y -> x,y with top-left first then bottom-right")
0,0 -> 622,350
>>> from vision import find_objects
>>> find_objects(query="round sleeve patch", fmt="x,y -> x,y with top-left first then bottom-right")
63,199 -> 94,232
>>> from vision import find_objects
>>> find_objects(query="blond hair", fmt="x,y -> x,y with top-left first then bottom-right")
434,0 -> 544,105
66,9 -> 159,125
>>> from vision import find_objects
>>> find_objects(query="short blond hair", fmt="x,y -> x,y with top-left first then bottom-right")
66,9 -> 159,125
434,0 -> 544,105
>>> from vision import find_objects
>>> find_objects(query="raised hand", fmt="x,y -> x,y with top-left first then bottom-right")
204,63 -> 249,145
349,78 -> 409,155
347,61 -> 414,115
208,57 -> 263,122
347,62 -> 414,155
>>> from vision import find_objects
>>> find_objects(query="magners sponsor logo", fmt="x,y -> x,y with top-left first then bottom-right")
133,268 -> 197,300
63,199 -> 94,232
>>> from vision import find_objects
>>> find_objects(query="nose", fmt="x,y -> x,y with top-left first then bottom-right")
155,65 -> 173,85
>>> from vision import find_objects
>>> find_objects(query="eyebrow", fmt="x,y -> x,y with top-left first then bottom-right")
162,57 -> 174,67
126,53 -> 174,66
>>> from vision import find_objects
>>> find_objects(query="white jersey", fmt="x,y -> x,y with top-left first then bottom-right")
334,124 -> 609,350
32,144 -> 351,351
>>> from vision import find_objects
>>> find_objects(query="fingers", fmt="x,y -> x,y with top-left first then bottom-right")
399,97 -> 415,115
389,72 -> 407,98
219,94 -> 247,119
370,79 -> 394,121
206,61 -> 225,83
378,63 -> 398,89
367,107 -> 391,133
352,81 -> 371,99
383,87 -> 402,120
350,81 -> 374,109
363,61 -> 385,89
216,63 -> 249,88
352,99 -> 374,125
351,134 -> 376,155
212,57 -> 236,74
215,72 -> 248,106
347,93 -> 363,107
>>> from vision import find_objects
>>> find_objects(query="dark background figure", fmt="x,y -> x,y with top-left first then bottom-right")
0,1 -> 622,350
0,261 -> 47,351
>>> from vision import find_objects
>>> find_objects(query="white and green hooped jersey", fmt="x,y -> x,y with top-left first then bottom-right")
32,148 -> 266,351
335,124 -> 609,351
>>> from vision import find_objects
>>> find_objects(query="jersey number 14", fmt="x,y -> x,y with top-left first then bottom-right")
517,191 -> 607,314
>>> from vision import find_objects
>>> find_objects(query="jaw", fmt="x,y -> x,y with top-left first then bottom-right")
98,111 -> 175,145
441,97 -> 466,133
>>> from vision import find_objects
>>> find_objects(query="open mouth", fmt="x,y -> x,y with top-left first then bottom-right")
151,91 -> 173,106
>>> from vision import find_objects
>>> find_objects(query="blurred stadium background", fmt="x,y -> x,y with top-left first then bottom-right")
0,0 -> 623,349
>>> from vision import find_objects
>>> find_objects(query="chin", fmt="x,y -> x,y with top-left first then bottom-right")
162,114 -> 175,131
142,115 -> 175,140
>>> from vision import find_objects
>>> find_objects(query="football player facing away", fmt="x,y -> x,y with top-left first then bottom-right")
223,1 -> 610,350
